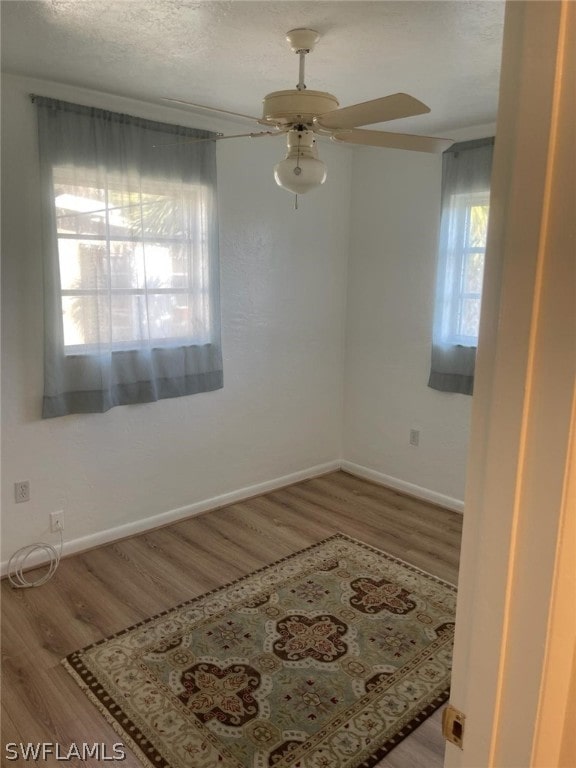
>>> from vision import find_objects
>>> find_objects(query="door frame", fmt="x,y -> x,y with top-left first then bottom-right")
445,2 -> 575,766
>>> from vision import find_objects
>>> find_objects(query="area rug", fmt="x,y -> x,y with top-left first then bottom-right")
63,534 -> 456,768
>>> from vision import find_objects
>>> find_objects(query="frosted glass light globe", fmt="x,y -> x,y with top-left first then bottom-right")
274,156 -> 327,194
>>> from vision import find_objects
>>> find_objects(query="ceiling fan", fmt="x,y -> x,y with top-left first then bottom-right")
164,28 -> 454,196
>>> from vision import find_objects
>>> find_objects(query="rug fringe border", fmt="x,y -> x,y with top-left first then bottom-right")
335,532 -> 458,589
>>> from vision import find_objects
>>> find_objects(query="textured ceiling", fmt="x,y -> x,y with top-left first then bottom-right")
1,1 -> 505,135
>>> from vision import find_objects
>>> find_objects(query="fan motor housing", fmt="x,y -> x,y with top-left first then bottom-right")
261,90 -> 339,126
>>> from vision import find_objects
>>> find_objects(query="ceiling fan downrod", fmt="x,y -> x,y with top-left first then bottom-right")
297,51 -> 306,91
286,28 -> 320,92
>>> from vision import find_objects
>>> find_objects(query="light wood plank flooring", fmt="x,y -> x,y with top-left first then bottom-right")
1,470 -> 462,767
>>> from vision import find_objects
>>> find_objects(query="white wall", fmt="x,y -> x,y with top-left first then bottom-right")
0,74 -> 351,562
342,147 -> 472,507
1,72 -> 483,568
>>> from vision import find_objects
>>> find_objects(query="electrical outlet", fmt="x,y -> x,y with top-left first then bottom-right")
409,429 -> 420,446
15,481 -> 30,503
50,510 -> 64,533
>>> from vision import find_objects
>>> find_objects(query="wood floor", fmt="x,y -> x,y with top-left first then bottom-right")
1,470 -> 462,768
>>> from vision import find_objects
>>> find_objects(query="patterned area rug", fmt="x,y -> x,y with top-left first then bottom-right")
63,534 -> 456,768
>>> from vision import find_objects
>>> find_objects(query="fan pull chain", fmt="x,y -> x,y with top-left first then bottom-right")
294,194 -> 299,210
295,131 -> 302,173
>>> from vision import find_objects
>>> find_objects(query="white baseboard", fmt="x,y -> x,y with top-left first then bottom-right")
0,461 -> 340,578
340,460 -> 465,513
1,459 -> 463,578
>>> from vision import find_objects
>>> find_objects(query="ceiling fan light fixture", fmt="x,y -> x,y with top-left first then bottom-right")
273,128 -> 327,194
274,156 -> 327,194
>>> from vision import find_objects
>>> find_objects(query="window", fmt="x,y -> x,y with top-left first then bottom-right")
439,191 -> 489,346
54,169 -> 212,353
35,97 -> 223,418
428,138 -> 493,395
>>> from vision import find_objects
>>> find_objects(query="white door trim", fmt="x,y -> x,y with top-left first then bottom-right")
445,2 -> 575,766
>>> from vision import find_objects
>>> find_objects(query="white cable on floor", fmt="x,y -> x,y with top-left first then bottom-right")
7,526 -> 63,588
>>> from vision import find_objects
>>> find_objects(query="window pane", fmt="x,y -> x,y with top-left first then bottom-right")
146,293 -> 209,341
141,193 -> 187,238
459,298 -> 481,339
62,294 -> 110,347
109,242 -> 144,290
106,187 -> 146,239
147,293 -> 191,340
142,243 -> 191,290
110,294 -> 147,344
463,251 -> 485,294
55,183 -> 107,237
58,239 -> 109,290
468,204 -> 489,247
55,195 -> 106,236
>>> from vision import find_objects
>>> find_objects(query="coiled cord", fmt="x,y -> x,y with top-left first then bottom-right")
7,527 -> 63,588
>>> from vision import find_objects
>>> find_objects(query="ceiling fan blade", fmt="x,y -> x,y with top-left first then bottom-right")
316,93 -> 430,130
331,128 -> 453,153
153,131 -> 284,148
161,98 -> 261,123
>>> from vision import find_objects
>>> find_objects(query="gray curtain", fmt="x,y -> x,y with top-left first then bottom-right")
34,97 -> 223,417
428,137 -> 494,395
